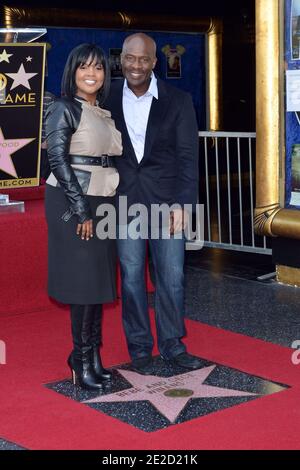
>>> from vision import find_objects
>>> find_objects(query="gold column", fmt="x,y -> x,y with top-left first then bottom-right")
255,0 -> 300,285
207,18 -> 223,130
254,0 -> 300,238
254,0 -> 281,235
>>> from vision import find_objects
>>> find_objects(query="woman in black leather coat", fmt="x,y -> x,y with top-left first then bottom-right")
45,44 -> 122,390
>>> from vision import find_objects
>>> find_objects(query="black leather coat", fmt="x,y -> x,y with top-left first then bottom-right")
45,97 -> 92,223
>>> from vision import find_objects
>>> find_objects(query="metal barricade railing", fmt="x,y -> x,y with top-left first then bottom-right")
186,131 -> 271,254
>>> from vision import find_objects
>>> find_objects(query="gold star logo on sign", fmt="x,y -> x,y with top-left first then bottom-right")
0,49 -> 13,63
0,74 -> 7,91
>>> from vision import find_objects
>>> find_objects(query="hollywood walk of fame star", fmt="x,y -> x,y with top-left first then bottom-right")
0,128 -> 35,178
26,56 -> 32,62
84,366 -> 258,423
6,63 -> 38,91
0,49 -> 13,63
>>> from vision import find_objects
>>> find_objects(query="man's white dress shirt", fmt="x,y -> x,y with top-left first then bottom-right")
122,74 -> 158,163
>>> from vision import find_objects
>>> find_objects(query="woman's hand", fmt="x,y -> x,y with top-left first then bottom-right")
170,209 -> 188,235
77,219 -> 93,241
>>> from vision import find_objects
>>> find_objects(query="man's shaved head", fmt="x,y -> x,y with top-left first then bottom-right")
122,33 -> 157,58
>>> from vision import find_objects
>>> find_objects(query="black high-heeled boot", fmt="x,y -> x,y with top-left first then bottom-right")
68,304 -> 104,391
91,305 -> 112,381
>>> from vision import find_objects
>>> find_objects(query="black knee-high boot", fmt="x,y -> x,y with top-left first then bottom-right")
91,305 -> 112,381
68,304 -> 104,390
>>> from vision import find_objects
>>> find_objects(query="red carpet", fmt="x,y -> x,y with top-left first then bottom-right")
1,188 -> 299,449
0,197 -> 53,317
0,304 -> 300,450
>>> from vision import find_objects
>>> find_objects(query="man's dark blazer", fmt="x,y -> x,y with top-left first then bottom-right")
105,78 -> 199,212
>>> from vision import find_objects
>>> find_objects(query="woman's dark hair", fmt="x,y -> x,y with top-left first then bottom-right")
61,43 -> 110,105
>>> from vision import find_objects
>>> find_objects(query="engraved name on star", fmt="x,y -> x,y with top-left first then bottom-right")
6,63 -> 38,91
0,127 -> 35,178
0,49 -> 13,63
84,365 -> 258,423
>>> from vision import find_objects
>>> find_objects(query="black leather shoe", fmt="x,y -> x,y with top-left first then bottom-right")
168,352 -> 202,370
130,356 -> 153,375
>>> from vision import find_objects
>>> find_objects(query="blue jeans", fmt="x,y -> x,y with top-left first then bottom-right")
117,225 -> 187,360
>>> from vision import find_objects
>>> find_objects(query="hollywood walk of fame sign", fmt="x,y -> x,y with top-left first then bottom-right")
0,43 -> 46,188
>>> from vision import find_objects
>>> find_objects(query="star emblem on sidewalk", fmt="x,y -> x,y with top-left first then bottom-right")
0,49 -> 13,63
6,63 -> 38,91
84,366 -> 258,423
0,127 -> 35,178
